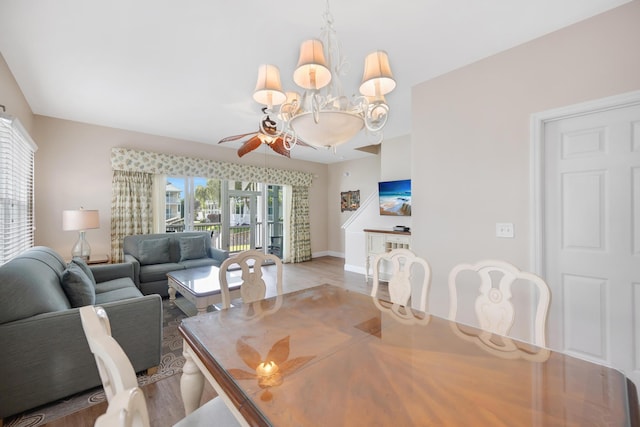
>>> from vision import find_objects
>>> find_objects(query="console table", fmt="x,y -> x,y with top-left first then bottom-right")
364,228 -> 411,281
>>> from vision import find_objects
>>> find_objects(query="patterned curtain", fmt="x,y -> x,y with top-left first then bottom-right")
289,185 -> 312,262
110,148 -> 314,264
111,147 -> 312,186
110,170 -> 153,263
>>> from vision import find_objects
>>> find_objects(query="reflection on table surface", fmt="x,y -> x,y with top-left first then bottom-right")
167,265 -> 242,295
179,284 -> 636,426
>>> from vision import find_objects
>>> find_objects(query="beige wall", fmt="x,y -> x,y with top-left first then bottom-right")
412,1 -> 640,316
326,134 -> 412,259
327,154 -> 381,256
30,115 -> 330,259
0,52 -> 34,132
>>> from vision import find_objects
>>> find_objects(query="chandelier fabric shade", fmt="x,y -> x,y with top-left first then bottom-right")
293,39 -> 332,91
359,50 -> 396,97
253,64 -> 286,108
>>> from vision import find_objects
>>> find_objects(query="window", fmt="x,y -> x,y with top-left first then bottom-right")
162,176 -> 283,256
164,176 -> 222,235
0,113 -> 37,264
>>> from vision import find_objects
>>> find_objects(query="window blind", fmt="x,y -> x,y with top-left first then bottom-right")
0,113 -> 37,265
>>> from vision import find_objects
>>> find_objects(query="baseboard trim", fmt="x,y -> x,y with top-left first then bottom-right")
345,264 -> 365,275
311,251 -> 344,259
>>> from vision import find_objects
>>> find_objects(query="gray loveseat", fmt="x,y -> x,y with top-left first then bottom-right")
0,246 -> 162,421
123,231 -> 229,296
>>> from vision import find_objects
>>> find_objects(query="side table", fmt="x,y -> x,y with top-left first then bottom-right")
86,254 -> 110,265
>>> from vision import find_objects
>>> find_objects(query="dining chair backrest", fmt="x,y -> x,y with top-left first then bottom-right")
81,306 -> 242,427
218,249 -> 283,309
447,259 -> 551,347
371,248 -> 432,313
79,306 -> 138,403
94,387 -> 150,427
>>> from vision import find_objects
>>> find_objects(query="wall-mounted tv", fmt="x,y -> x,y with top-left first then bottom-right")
378,179 -> 411,216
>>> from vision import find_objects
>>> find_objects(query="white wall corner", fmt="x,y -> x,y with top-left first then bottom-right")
311,250 -> 331,258
345,264 -> 366,274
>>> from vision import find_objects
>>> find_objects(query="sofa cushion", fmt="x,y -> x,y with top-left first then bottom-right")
139,263 -> 184,284
95,277 -> 139,294
0,257 -> 71,324
139,237 -> 171,265
61,263 -> 96,307
180,257 -> 220,269
71,257 -> 96,285
15,246 -> 67,280
179,235 -> 207,262
95,286 -> 143,304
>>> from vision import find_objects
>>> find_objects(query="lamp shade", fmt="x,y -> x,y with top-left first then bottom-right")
359,50 -> 396,97
62,209 -> 100,231
253,64 -> 287,107
293,39 -> 332,90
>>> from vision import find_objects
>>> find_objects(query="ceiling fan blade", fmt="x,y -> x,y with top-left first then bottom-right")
237,135 -> 263,157
218,131 -> 259,144
269,138 -> 291,158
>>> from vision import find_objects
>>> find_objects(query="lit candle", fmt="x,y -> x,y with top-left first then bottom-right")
256,361 -> 279,377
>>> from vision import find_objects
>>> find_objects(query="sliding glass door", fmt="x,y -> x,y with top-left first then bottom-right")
164,177 -> 283,257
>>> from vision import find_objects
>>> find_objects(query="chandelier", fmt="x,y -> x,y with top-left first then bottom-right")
251,1 -> 396,151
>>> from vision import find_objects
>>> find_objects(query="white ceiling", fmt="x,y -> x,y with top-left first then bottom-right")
0,0 -> 630,164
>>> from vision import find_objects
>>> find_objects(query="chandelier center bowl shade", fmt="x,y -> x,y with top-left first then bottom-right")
289,111 -> 364,147
251,1 -> 396,151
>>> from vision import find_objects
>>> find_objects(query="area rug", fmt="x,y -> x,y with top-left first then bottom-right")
5,299 -> 188,427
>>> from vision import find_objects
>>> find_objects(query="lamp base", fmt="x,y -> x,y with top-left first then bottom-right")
71,230 -> 91,260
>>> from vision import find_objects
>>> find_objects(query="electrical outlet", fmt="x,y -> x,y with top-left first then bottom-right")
496,223 -> 514,238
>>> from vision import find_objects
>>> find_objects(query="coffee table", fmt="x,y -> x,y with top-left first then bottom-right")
167,266 -> 242,315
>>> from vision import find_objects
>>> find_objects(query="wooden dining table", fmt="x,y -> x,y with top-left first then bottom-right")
178,284 -> 638,426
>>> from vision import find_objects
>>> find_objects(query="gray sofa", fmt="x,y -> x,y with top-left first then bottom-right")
123,232 -> 229,296
0,246 -> 162,421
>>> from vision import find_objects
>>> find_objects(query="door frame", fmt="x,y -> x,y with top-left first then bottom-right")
223,189 -> 261,253
529,90 -> 640,277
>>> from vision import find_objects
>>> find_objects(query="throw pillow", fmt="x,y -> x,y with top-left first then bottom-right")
179,236 -> 207,262
71,257 -> 96,285
61,262 -> 96,307
139,237 -> 171,265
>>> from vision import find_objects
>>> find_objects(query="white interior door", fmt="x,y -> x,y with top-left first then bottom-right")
543,101 -> 640,388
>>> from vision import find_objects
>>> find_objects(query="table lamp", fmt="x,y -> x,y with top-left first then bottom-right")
62,208 -> 100,260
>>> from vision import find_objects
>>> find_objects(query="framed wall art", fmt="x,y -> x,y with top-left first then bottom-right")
340,190 -> 360,212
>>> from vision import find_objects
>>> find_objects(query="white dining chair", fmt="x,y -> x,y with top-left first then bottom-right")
218,249 -> 283,309
371,248 -> 432,313
447,259 -> 551,347
79,306 -> 241,426
94,387 -> 150,427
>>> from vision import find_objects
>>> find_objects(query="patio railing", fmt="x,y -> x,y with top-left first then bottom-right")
165,221 -> 282,254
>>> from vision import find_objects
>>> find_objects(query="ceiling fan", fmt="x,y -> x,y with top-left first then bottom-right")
218,108 -> 315,158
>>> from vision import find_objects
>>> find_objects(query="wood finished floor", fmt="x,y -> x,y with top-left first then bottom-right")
43,256 -> 371,427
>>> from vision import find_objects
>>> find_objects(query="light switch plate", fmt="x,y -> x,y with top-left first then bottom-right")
496,223 -> 514,238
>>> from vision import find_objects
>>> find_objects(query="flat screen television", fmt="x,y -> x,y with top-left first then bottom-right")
378,179 -> 411,216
